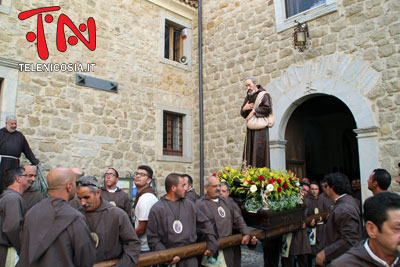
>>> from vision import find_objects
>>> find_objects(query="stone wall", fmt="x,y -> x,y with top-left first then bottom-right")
0,0 -> 199,194
200,0 -> 400,189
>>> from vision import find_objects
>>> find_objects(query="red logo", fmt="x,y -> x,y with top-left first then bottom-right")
18,6 -> 96,60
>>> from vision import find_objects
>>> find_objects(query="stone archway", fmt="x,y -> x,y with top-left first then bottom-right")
266,53 -> 380,201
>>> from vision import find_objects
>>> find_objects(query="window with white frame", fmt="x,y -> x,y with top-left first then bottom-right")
274,0 -> 337,32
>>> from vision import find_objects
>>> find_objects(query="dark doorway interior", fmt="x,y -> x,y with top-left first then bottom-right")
285,95 -> 360,183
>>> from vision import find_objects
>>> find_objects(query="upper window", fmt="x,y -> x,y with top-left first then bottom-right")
164,23 -> 184,62
274,0 -> 336,32
159,14 -> 192,70
285,0 -> 326,18
163,111 -> 183,156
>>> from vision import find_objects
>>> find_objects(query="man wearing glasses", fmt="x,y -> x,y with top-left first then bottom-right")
0,167 -> 32,266
100,168 -> 131,215
21,165 -> 44,210
76,176 -> 140,265
132,165 -> 158,254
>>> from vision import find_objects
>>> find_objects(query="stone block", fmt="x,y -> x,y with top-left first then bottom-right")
378,44 -> 396,57
55,99 -> 71,109
39,142 -> 64,153
45,87 -> 61,96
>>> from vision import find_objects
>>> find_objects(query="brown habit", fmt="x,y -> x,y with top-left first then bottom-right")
100,187 -> 131,215
324,194 -> 362,262
240,86 -> 272,168
80,199 -> 141,266
196,196 -> 251,267
185,188 -> 200,202
17,197 -> 96,267
0,189 -> 26,266
147,196 -> 219,267
22,187 -> 44,210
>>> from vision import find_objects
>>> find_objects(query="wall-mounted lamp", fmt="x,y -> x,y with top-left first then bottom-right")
293,20 -> 309,52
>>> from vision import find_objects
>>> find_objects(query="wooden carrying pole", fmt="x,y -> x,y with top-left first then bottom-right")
94,211 -> 329,267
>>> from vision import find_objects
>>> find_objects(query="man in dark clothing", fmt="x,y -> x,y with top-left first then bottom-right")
183,173 -> 200,202
0,167 -> 33,266
241,77 -> 273,168
76,176 -> 141,266
21,165 -> 44,210
367,168 -> 391,195
329,192 -> 400,267
147,173 -> 218,267
100,167 -> 131,215
0,115 -> 39,193
196,176 -> 256,267
17,168 -> 96,267
316,172 -> 362,266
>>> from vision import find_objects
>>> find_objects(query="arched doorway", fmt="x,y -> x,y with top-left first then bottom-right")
285,95 -> 360,182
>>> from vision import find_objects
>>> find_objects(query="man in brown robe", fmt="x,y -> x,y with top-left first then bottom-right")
0,167 -> 33,266
196,176 -> 256,267
17,168 -> 96,267
240,77 -> 273,168
100,167 -> 131,215
183,173 -> 200,202
76,176 -> 141,266
303,182 -> 332,266
21,165 -> 44,210
329,192 -> 400,267
316,172 -> 362,266
147,173 -> 218,266
132,165 -> 158,253
0,115 -> 40,193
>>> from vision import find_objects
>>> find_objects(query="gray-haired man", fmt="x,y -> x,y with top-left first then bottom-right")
0,115 -> 39,193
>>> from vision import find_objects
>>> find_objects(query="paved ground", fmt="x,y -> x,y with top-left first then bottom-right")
241,242 -> 264,267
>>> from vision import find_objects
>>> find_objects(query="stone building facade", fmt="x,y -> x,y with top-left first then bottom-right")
200,0 -> 400,197
1,0 -> 399,198
0,0 -> 199,194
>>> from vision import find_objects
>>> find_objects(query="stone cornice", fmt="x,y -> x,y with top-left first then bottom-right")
0,57 -> 24,70
146,0 -> 197,19
353,126 -> 380,138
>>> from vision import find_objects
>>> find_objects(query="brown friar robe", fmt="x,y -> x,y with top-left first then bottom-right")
0,189 -> 26,265
68,194 -> 81,209
228,197 -> 242,267
17,197 -> 96,267
324,194 -> 362,262
240,86 -> 272,168
147,196 -> 219,267
328,240 -> 400,267
22,187 -> 44,210
196,196 -> 251,267
185,188 -> 200,202
101,187 -> 131,215
303,195 -> 332,255
80,199 -> 140,266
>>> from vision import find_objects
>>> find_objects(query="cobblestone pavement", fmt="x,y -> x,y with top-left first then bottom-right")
241,242 -> 264,267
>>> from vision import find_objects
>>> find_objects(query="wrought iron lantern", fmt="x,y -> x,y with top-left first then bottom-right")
293,20 -> 309,52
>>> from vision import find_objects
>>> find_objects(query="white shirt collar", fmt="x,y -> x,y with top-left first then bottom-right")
107,187 -> 118,193
335,193 -> 347,202
364,239 -> 399,267
211,198 -> 219,202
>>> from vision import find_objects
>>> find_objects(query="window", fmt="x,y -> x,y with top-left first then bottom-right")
0,58 -> 20,126
163,112 -> 183,156
164,23 -> 184,62
159,14 -> 192,70
0,0 -> 11,14
274,0 -> 336,32
285,0 -> 326,18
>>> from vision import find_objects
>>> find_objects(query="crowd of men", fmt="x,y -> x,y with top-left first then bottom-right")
1,116 -> 400,267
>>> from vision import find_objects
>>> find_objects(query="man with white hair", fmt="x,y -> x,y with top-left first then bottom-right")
0,115 -> 39,193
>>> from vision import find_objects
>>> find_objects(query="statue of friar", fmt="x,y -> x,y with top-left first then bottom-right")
240,77 -> 274,168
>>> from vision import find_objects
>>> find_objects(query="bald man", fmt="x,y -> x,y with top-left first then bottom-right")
17,168 -> 96,267
21,165 -> 44,210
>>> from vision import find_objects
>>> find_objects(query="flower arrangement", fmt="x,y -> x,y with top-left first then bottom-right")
215,166 -> 302,212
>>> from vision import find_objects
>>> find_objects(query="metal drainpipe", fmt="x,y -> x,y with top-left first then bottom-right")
198,0 -> 204,196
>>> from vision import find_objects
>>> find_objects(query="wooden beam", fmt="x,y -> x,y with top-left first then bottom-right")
94,211 -> 329,267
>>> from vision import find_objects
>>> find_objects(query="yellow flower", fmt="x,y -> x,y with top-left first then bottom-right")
247,176 -> 251,181
223,174 -> 227,178
250,171 -> 255,175
231,169 -> 237,173
270,172 -> 274,177
225,166 -> 229,170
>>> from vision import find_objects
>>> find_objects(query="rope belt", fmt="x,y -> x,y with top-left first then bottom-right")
0,155 -> 19,165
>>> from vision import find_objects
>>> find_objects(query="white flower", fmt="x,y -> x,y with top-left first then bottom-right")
250,185 -> 257,193
295,181 -> 300,187
267,184 -> 274,192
